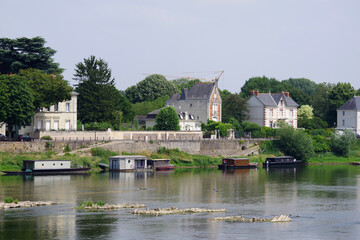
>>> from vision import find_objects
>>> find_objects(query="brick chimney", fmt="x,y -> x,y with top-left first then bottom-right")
250,89 -> 255,96
255,90 -> 259,96
285,92 -> 290,98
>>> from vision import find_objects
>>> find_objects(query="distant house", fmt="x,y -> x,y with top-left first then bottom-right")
19,92 -> 78,135
109,155 -> 148,171
166,81 -> 221,123
335,96 -> 360,136
145,106 -> 201,131
247,90 -> 299,128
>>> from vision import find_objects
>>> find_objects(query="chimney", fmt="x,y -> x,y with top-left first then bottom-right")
255,90 -> 259,96
285,92 -> 290,98
281,91 -> 284,94
250,89 -> 255,96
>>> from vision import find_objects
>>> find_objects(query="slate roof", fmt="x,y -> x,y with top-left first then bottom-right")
146,106 -> 197,120
254,93 -> 299,107
338,96 -> 360,110
167,83 -> 215,103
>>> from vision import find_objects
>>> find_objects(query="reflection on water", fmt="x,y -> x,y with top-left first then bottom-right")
0,165 -> 359,239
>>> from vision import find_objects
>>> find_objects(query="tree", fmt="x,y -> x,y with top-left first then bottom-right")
327,83 -> 356,127
0,36 -> 61,74
154,107 -> 180,131
74,56 -> 134,124
222,93 -> 249,123
171,78 -> 201,93
330,130 -> 356,157
18,69 -> 72,110
125,74 -> 178,103
297,105 -> 313,121
275,126 -> 315,161
0,74 -> 34,137
282,78 -> 317,95
310,83 -> 332,121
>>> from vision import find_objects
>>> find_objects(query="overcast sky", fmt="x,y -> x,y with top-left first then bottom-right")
1,0 -> 359,92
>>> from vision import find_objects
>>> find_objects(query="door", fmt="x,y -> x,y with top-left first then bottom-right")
45,121 -> 51,131
54,121 -> 59,131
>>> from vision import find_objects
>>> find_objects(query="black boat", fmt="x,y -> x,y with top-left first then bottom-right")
263,156 -> 303,168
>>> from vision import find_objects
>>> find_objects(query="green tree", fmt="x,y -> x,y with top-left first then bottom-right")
201,120 -> 232,137
330,130 -> 356,157
125,74 -> 178,103
132,96 -> 169,116
327,83 -> 356,127
74,56 -> 134,124
0,36 -> 61,74
275,126 -> 315,160
154,107 -> 180,131
0,74 -> 35,137
18,69 -> 72,110
222,93 -> 249,123
282,78 -> 317,95
310,83 -> 332,121
171,78 -> 201,93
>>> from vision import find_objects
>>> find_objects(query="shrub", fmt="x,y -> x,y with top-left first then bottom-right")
4,197 -> 13,203
96,201 -> 105,206
91,148 -> 117,158
79,200 -> 93,207
149,140 -> 154,144
14,199 -> 18,204
45,141 -> 52,149
312,135 -> 330,153
41,136 -> 52,140
330,130 -> 356,157
64,144 -> 71,153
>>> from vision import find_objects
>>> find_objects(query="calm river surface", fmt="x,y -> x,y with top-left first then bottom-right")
1,165 -> 360,240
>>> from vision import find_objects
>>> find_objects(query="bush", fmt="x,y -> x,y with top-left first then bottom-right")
275,126 -> 315,160
14,199 -> 18,204
41,136 -> 52,140
64,144 -> 71,153
4,197 -> 13,203
96,201 -> 105,206
45,141 -> 52,149
312,135 -> 330,153
331,130 -> 356,157
91,148 -> 117,158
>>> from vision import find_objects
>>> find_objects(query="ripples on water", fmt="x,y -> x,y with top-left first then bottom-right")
0,165 -> 359,239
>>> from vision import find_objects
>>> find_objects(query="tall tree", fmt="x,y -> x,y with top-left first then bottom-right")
222,93 -> 249,123
18,69 -> 72,110
0,74 -> 34,137
154,107 -> 180,131
0,36 -> 61,74
125,74 -> 178,103
309,83 -> 332,121
74,56 -> 134,124
282,78 -> 317,95
327,82 -> 356,127
171,78 -> 201,93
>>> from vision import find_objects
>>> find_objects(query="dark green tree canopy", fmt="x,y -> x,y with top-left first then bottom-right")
282,78 -> 317,95
0,36 -> 60,74
125,74 -> 178,103
0,74 -> 35,136
171,78 -> 202,93
18,69 -> 72,110
154,107 -> 180,131
74,56 -> 134,124
222,93 -> 249,123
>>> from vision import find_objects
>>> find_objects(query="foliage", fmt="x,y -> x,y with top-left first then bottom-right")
327,82 -> 356,127
171,78 -> 201,93
311,135 -> 331,153
18,69 -> 72,110
83,122 -> 112,131
41,136 -> 52,140
259,141 -> 281,155
154,107 -> 180,131
78,200 -> 93,208
222,93 -> 249,123
74,56 -> 134,124
297,105 -> 313,120
4,197 -> 13,203
228,118 -> 241,131
125,74 -> 178,103
132,96 -> 169,115
201,120 -> 233,137
96,201 -> 105,206
64,144 -> 71,153
44,142 -> 52,150
275,126 -> 315,160
0,36 -> 61,74
90,148 -> 117,158
330,130 -> 356,157
0,74 -> 35,137
282,78 -> 317,95
309,83 -> 332,121
298,117 -> 328,130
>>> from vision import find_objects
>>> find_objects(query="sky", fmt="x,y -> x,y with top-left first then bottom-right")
1,0 -> 360,92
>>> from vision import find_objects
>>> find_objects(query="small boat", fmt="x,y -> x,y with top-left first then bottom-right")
147,159 -> 174,171
218,158 -> 257,169
2,160 -> 91,175
263,156 -> 303,168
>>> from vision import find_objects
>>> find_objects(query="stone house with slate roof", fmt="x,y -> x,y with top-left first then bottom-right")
165,81 -> 221,123
247,90 -> 299,128
335,96 -> 360,136
146,106 -> 201,131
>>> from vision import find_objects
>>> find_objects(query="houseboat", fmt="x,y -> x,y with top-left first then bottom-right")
2,160 -> 91,175
218,158 -> 257,169
147,159 -> 174,171
109,155 -> 148,171
263,156 -> 303,168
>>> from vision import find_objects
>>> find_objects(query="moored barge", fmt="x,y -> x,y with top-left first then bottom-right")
148,159 -> 174,171
218,158 -> 257,169
263,156 -> 303,168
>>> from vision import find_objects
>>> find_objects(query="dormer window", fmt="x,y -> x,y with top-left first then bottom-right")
280,99 -> 283,106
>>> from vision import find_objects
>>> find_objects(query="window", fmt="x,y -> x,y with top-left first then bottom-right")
342,120 -> 345,126
290,109 -> 294,117
280,99 -> 283,106
269,109 -> 273,117
343,111 -> 345,116
65,120 -> 70,130
54,103 -> 59,112
66,103 -> 70,112
45,121 -> 51,131
37,120 -> 42,130
46,107 -> 51,111
190,103 -> 192,108
214,92 -> 217,100
54,121 -> 59,131
270,121 -> 273,128
280,109 -> 283,118
213,103 -> 218,113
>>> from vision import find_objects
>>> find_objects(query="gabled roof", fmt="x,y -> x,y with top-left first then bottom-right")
146,106 -> 197,120
251,93 -> 299,107
338,96 -> 360,110
184,83 -> 214,100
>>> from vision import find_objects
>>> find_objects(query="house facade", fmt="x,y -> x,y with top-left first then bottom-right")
335,96 -> 360,136
247,90 -> 298,128
19,92 -> 78,135
166,81 -> 221,123
146,106 -> 201,131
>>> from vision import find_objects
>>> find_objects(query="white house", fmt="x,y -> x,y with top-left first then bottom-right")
247,90 -> 299,128
145,106 -> 201,131
19,92 -> 78,135
335,96 -> 360,136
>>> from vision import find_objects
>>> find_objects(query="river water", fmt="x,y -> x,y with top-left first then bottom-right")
0,165 -> 359,240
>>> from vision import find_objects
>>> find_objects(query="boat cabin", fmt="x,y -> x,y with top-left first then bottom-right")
266,156 -> 296,163
147,159 -> 174,170
222,158 -> 250,167
22,160 -> 71,171
109,155 -> 148,171
263,156 -> 302,167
